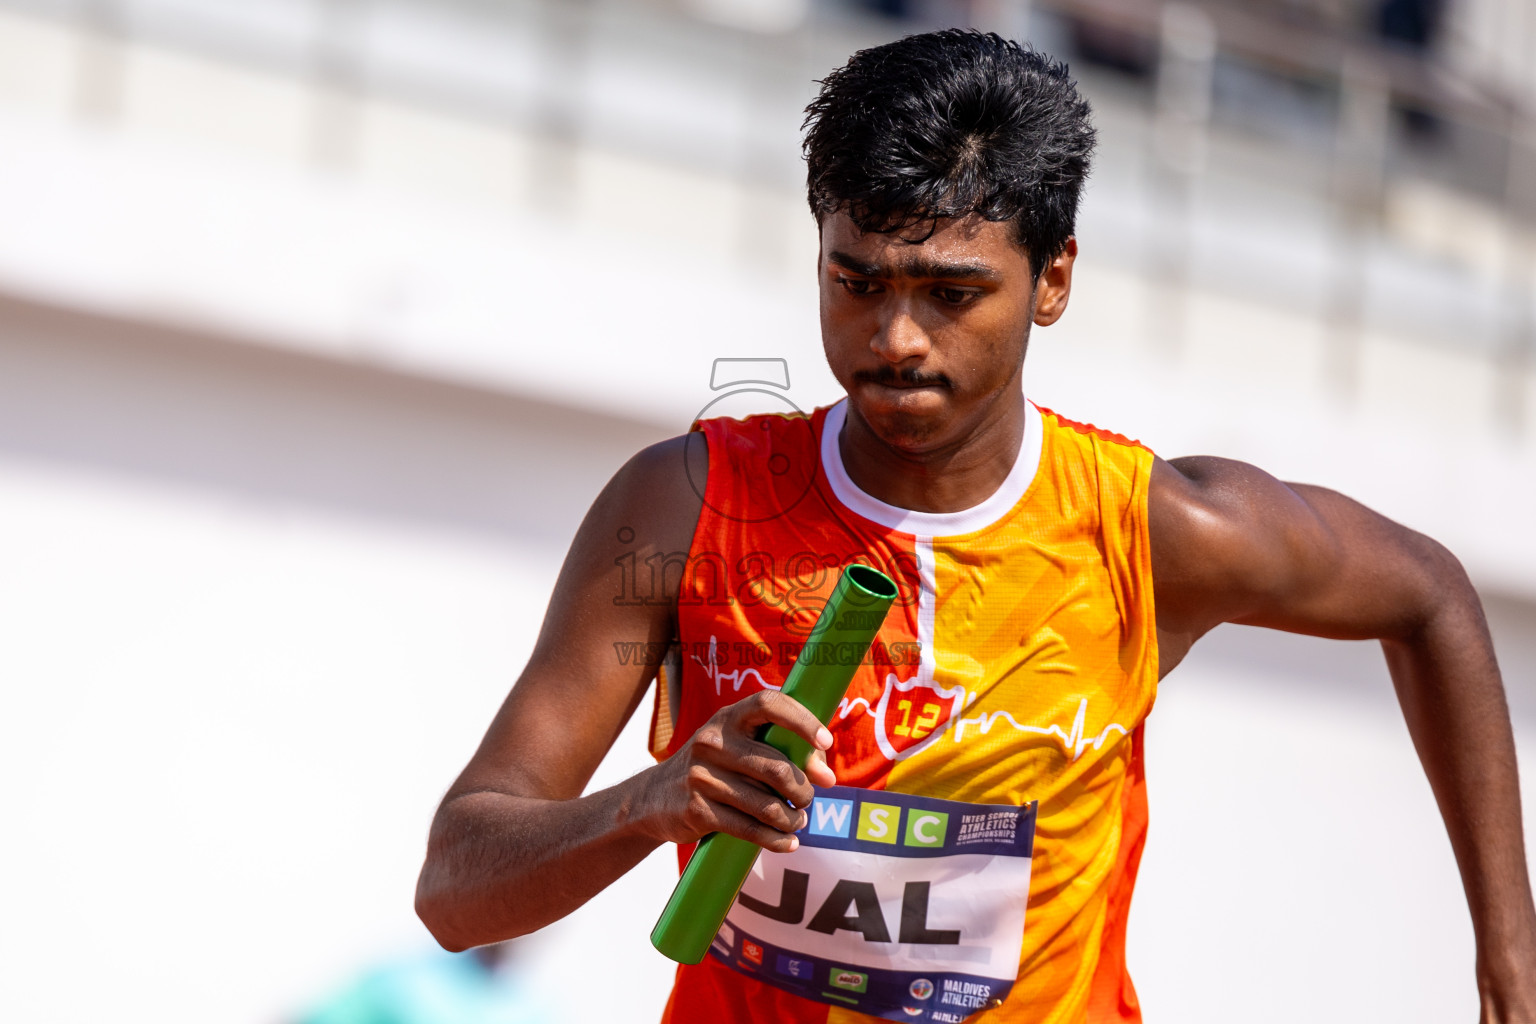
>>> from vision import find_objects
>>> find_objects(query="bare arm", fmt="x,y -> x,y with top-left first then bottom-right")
1152,456 -> 1536,1022
414,436 -> 835,951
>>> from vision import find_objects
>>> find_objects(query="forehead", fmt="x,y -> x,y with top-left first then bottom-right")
818,211 -> 1029,275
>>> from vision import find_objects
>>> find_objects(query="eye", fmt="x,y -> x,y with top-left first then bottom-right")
836,275 -> 879,296
933,287 -> 979,306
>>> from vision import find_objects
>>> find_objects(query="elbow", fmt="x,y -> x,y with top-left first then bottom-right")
423,926 -> 471,955
414,864 -> 470,953
413,794 -> 490,952
421,926 -> 472,955
414,849 -> 536,953
414,789 -> 547,951
1388,531 -> 1482,646
1414,534 -> 1477,617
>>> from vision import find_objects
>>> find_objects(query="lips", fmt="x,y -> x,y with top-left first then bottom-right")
853,367 -> 952,390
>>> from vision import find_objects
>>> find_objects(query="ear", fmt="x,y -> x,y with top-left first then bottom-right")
1032,237 -> 1077,327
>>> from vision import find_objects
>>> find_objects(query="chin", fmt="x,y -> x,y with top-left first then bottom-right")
851,385 -> 951,451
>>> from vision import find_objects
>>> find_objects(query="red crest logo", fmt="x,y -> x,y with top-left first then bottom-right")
871,672 -> 969,761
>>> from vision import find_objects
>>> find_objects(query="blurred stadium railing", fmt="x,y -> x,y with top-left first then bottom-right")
1,0 -> 1531,422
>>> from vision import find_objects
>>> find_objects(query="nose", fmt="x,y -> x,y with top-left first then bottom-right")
871,298 -> 930,363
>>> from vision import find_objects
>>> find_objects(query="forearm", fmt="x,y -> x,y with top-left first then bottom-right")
414,772 -> 663,951
1381,574 -> 1536,977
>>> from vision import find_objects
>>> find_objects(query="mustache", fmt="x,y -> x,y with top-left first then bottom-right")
854,365 -> 953,389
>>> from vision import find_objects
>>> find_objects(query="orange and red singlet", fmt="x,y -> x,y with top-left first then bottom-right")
649,398 -> 1158,1024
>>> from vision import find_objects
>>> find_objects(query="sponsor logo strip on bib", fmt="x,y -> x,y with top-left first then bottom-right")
712,786 -> 1038,1022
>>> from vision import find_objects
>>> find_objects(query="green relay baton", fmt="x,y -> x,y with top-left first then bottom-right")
650,563 -> 899,965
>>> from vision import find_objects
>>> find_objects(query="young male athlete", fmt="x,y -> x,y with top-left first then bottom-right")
415,30 -> 1536,1023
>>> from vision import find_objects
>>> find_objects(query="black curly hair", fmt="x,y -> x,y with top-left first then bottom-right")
803,29 -> 1096,277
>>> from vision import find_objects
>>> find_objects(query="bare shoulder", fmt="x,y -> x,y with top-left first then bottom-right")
1147,453 -> 1459,675
614,433 -> 705,516
540,432 -> 706,626
1148,455 -> 1337,597
1148,454 -> 1341,671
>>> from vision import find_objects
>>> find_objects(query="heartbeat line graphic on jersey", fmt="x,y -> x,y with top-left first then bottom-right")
692,635 -> 777,697
839,673 -> 1129,763
837,696 -> 872,719
953,697 -> 1129,761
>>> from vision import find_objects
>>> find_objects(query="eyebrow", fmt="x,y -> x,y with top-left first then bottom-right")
827,250 -> 1000,283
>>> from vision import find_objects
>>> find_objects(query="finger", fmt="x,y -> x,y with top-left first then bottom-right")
697,771 -> 808,835
732,691 -> 832,754
733,744 -> 814,808
711,803 -> 803,854
803,748 -> 837,790
692,722 -> 813,801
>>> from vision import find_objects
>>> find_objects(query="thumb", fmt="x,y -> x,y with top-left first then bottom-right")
804,747 -> 837,790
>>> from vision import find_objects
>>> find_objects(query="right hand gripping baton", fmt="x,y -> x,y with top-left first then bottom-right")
649,563 -> 899,965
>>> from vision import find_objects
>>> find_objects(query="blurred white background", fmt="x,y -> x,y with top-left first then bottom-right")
0,0 -> 1533,1021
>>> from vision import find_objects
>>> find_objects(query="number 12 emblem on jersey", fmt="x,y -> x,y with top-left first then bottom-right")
872,673 -> 968,761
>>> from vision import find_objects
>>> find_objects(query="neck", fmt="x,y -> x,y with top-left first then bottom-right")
836,388 -> 1026,515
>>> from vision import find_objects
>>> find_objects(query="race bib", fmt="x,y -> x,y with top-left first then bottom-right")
710,786 -> 1037,1023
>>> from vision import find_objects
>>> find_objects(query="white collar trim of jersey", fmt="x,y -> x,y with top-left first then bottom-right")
821,396 -> 1045,537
